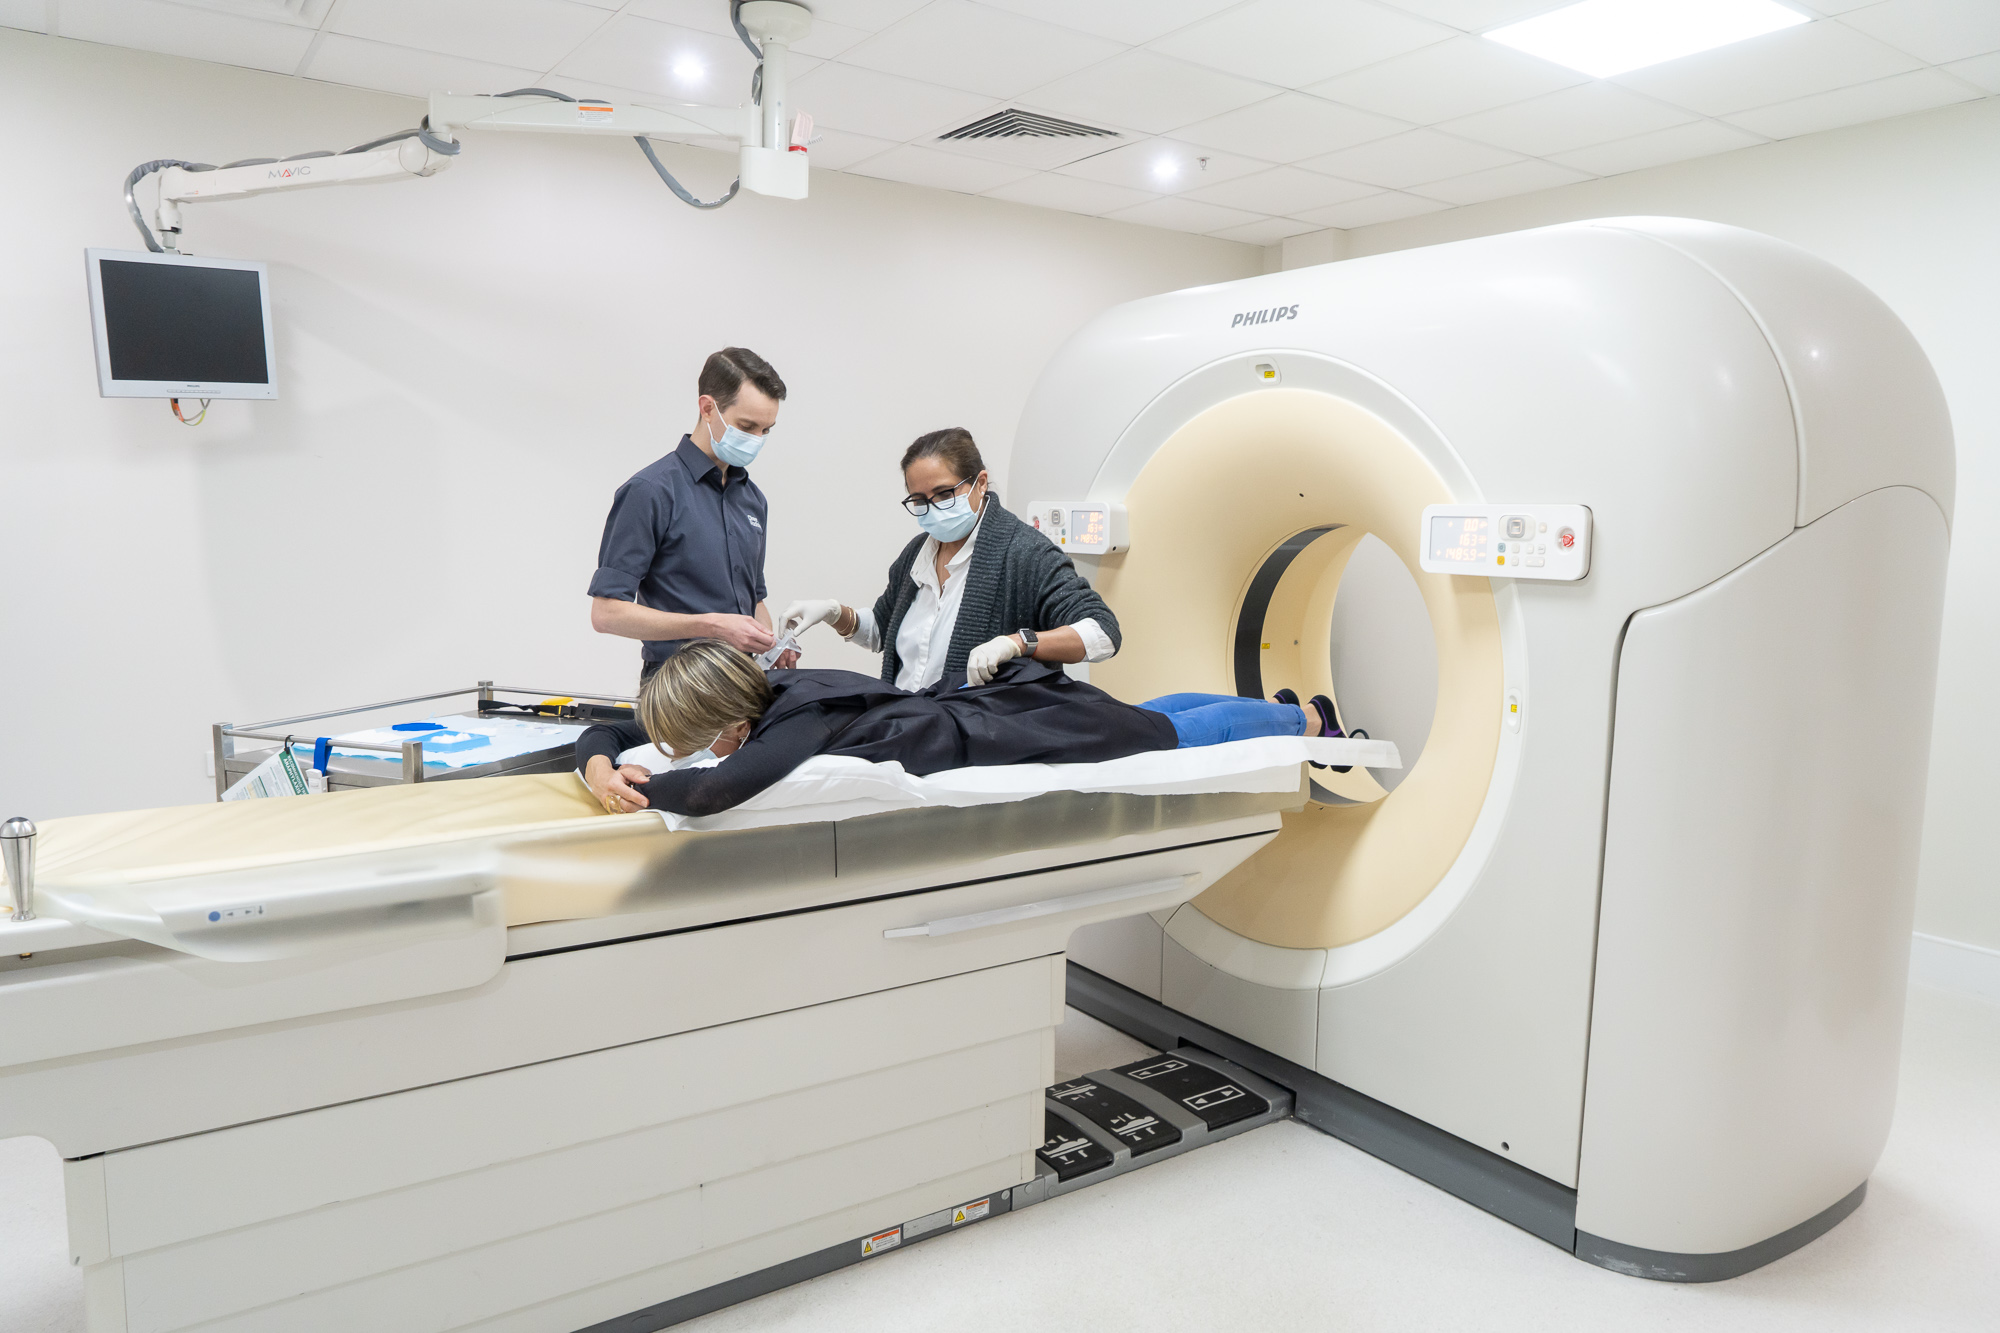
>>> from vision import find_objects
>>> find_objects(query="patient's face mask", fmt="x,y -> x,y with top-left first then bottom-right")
706,408 -> 766,469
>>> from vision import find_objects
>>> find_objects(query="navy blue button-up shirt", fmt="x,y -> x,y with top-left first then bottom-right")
589,435 -> 769,662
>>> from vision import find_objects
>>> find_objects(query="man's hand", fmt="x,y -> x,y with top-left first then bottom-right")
966,634 -> 1023,686
585,755 -> 653,813
705,613 -> 777,653
780,599 -> 843,636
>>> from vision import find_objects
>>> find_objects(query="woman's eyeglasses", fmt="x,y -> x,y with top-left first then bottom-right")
901,478 -> 974,515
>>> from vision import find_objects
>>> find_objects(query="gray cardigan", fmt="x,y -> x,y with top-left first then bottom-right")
868,497 -> 1121,685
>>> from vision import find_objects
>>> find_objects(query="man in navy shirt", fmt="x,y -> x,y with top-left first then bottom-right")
589,347 -> 798,682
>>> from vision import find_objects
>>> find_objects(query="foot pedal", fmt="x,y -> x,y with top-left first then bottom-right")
1036,1107 -> 1115,1182
1113,1054 -> 1269,1131
1050,1076 -> 1183,1156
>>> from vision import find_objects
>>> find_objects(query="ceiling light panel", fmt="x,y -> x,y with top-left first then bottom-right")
977,0 -> 1241,46
1151,0 -> 1457,88
1485,0 -> 1812,79
1840,0 -> 2000,65
329,0 -> 610,72
1173,92 -> 1409,164
1056,137 -> 1269,193
1024,50 -> 1277,136
837,0 -> 1124,100
1440,80 -> 1695,156
1298,128 -> 1519,189
1613,16 -> 1920,116
1307,35 -> 1587,124
302,35 -> 541,99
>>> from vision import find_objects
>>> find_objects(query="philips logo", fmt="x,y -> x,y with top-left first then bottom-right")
266,164 -> 313,180
1231,304 -> 1298,328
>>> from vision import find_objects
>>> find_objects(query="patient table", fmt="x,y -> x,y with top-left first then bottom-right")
0,737 -> 1389,1333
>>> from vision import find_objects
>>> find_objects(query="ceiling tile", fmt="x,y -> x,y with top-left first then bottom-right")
1615,18 -> 1922,116
1306,35 -> 1585,123
170,0 -> 334,25
1368,1 -> 1575,31
981,172 -> 1159,216
1056,137 -> 1270,193
330,0 -> 609,72
1839,0 -> 2000,64
806,0 -> 931,31
1023,50 -> 1279,135
844,143 -> 1036,193
1440,82 -> 1695,156
555,15 -> 763,100
1104,195 -> 1268,235
1410,157 -> 1588,203
1150,0 -> 1456,89
1184,165 -> 1379,214
798,126 -> 898,169
1212,216 -> 1324,245
977,0 -> 1239,46
1724,67 -> 1982,138
0,0 -> 46,32
1548,118 -> 1766,175
788,60 -> 994,140
1795,2 -> 1879,12
1175,92 -> 1409,164
1941,50 -> 2000,93
56,0 -> 314,73
1295,190 -> 1451,227
629,0 -> 873,58
302,35 -> 541,99
836,1 -> 1124,100
1297,128 -> 1517,188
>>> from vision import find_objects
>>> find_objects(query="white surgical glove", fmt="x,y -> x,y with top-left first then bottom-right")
966,634 -> 1023,686
780,598 -> 843,637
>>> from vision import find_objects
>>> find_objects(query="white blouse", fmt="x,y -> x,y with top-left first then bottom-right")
847,515 -> 1114,691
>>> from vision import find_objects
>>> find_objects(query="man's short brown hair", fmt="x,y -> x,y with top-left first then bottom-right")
699,347 -> 787,412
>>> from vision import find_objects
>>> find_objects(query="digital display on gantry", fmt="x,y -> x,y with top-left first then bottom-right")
1430,514 -> 1490,564
1074,507 -> 1108,547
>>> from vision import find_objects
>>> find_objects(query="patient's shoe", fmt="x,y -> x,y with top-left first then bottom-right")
1309,694 -> 1352,772
1272,688 -> 1301,708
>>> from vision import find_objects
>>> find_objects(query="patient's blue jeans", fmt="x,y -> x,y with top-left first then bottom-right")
1139,693 -> 1310,748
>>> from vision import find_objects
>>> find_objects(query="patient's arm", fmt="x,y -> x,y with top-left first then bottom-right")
639,707 -> 836,817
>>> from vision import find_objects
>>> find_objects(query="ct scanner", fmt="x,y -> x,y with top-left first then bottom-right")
1015,215 -> 1953,1277
0,217 -> 1953,1332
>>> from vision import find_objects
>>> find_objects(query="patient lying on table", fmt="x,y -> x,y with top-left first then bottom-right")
578,639 -> 1340,818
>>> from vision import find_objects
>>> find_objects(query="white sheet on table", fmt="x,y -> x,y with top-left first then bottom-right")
607,735 -> 1401,833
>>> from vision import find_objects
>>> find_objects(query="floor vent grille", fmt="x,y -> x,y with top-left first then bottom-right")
940,109 -> 1119,141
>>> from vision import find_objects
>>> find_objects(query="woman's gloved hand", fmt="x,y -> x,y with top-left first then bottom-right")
780,598 -> 843,636
966,633 -> 1023,685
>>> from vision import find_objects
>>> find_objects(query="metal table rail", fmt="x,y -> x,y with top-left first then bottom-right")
212,681 -> 636,800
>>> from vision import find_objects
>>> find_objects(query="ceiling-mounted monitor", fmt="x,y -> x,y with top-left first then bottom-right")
84,248 -> 276,399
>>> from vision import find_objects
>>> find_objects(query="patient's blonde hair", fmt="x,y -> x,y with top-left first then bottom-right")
638,639 -> 775,757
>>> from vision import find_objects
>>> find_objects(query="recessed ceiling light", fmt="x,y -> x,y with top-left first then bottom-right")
1484,0 -> 1809,79
1151,159 -> 1180,182
672,55 -> 706,83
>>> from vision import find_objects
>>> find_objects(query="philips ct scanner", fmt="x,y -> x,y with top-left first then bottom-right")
0,218 -> 1953,1331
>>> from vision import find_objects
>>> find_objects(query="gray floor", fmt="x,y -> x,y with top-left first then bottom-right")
5,988 -> 1995,1332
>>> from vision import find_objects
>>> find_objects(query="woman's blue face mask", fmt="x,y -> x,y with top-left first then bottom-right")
913,480 -> 980,541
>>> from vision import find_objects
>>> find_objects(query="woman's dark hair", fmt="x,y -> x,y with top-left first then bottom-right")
699,347 -> 787,411
901,427 -> 985,481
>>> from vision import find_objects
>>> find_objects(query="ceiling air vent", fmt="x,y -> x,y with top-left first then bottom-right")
941,109 -> 1120,142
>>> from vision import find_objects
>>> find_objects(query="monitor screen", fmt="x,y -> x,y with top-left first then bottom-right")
86,249 -> 276,398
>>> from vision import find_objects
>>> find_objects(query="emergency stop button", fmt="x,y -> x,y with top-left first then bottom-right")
1557,528 -> 1575,549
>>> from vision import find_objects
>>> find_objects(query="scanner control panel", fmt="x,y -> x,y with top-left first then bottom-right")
1026,499 -> 1129,555
1419,503 -> 1592,581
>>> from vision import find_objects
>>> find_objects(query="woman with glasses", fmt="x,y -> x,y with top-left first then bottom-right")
779,428 -> 1120,689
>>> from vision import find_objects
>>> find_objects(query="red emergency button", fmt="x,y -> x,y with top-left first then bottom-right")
1557,528 -> 1575,549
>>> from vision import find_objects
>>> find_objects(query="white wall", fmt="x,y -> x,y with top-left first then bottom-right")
1304,98 -> 2000,953
0,29 -> 1260,820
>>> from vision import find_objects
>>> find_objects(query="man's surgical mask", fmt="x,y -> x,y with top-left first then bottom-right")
709,411 -> 765,469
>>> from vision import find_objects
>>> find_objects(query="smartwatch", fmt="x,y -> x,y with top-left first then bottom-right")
1016,628 -> 1039,656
